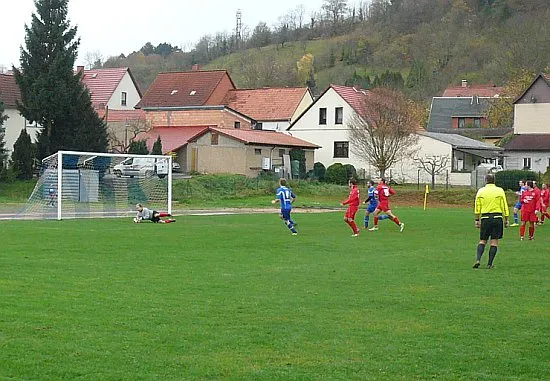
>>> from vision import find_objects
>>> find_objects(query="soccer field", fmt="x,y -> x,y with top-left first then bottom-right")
1,208 -> 548,380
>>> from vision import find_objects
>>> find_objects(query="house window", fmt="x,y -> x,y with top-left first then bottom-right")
121,92 -> 127,106
211,133 -> 219,146
255,148 -> 262,155
458,118 -> 465,128
279,149 -> 286,157
474,118 -> 481,128
523,157 -> 531,169
319,108 -> 327,125
335,107 -> 343,124
334,141 -> 349,158
234,121 -> 241,129
254,122 -> 263,130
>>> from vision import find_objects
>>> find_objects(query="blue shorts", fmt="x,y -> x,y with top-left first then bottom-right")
280,209 -> 292,220
514,202 -> 522,210
366,203 -> 378,213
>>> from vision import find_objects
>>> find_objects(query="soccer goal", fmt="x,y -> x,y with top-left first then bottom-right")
22,151 -> 172,220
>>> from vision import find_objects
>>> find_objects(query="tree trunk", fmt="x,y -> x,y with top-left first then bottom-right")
431,173 -> 435,189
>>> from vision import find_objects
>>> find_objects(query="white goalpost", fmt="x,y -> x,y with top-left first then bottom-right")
22,151 -> 172,220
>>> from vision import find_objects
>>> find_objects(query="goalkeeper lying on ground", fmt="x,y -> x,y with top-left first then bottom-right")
134,203 -> 176,223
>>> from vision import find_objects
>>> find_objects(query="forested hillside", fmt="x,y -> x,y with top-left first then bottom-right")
101,0 -> 549,100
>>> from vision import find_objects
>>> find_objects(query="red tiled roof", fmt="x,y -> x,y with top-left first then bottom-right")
136,70 -> 235,109
97,109 -> 146,122
0,73 -> 21,108
223,88 -> 309,121
208,128 -> 319,148
139,126 -> 210,153
330,84 -> 370,115
81,67 -> 139,108
442,84 -> 503,97
503,134 -> 550,151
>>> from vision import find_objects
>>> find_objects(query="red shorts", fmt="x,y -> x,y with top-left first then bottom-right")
521,211 -> 538,222
345,206 -> 358,219
377,203 -> 391,213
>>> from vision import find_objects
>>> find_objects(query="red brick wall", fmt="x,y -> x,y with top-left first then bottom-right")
145,109 -> 252,129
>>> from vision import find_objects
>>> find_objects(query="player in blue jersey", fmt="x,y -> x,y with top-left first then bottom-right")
363,180 -> 389,229
510,180 -> 527,226
272,178 -> 298,235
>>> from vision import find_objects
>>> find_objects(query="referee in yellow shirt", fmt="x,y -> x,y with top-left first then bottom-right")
473,174 -> 510,269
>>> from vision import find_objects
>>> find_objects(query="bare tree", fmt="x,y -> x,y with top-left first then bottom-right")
296,4 -> 306,28
348,87 -> 421,178
415,155 -> 449,189
322,0 -> 348,33
84,50 -> 103,69
108,117 -> 152,154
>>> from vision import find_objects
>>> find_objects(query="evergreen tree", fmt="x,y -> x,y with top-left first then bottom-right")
11,129 -> 35,180
128,140 -> 149,155
13,0 -> 108,159
0,101 -> 8,171
151,136 -> 163,155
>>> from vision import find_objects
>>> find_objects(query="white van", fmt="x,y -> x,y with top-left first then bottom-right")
113,157 -> 169,178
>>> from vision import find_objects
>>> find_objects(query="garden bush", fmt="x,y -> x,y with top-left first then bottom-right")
495,170 -> 537,191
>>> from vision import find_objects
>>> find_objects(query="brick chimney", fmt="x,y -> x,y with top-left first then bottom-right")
192,64 -> 200,71
461,79 -> 468,88
77,65 -> 85,74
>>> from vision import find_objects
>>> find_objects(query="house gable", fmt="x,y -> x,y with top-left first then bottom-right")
513,73 -> 550,134
108,70 -> 142,110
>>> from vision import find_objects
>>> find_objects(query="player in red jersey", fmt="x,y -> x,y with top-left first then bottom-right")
533,181 -> 542,224
341,178 -> 360,237
369,178 -> 404,232
539,183 -> 550,224
519,181 -> 539,240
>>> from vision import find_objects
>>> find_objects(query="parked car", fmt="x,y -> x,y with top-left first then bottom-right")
477,163 -> 503,173
113,157 -> 169,178
172,161 -> 181,173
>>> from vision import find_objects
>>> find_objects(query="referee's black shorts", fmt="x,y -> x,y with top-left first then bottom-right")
480,214 -> 504,240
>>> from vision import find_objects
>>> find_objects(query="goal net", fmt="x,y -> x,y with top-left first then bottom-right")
21,151 -> 172,220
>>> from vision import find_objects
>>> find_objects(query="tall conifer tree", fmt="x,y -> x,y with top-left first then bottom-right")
13,0 -> 107,159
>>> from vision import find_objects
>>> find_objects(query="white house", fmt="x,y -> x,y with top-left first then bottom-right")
503,73 -> 550,173
0,68 -> 143,160
287,84 -> 366,167
80,66 -> 142,112
288,84 -> 502,185
222,87 -> 313,131
0,74 -> 40,158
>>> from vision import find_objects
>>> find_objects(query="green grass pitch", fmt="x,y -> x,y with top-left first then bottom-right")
1,208 -> 549,380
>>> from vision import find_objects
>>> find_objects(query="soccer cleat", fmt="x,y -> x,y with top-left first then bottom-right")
400,223 -> 405,232
351,233 -> 359,237
487,264 -> 494,269
473,261 -> 480,269
291,232 -> 298,236
520,237 -> 524,241
529,236 -> 533,240
368,226 -> 379,231
509,223 -> 519,227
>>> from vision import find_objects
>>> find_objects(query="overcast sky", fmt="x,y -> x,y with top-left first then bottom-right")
0,0 -> 327,71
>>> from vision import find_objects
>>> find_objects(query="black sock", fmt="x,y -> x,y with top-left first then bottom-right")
476,243 -> 485,261
488,246 -> 498,266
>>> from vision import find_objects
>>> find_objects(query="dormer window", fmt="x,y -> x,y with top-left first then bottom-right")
121,91 -> 127,106
189,90 -> 197,96
171,90 -> 178,95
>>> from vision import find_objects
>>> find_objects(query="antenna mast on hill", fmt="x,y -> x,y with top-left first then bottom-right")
236,9 -> 242,50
